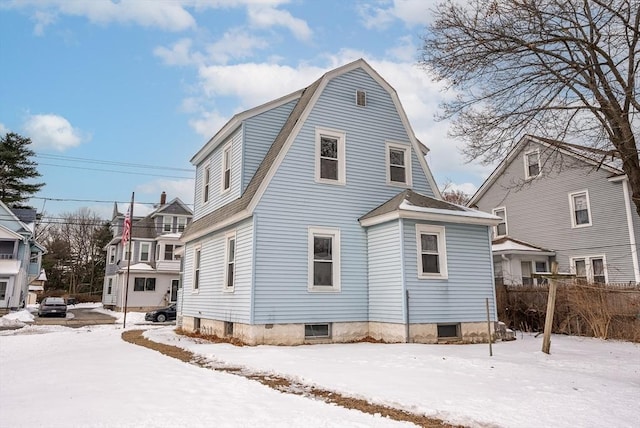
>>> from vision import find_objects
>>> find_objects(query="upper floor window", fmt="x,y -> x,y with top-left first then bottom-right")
222,144 -> 232,192
315,127 -> 346,185
30,251 -> 38,263
108,246 -> 116,264
386,142 -> 412,186
134,277 -> 156,292
492,207 -> 508,237
139,242 -> 151,262
308,227 -> 341,292
163,244 -> 182,261
356,90 -> 366,107
524,150 -> 540,179
193,247 -> 201,291
107,278 -> 112,294
203,166 -> 211,203
163,216 -> 173,233
572,256 -> 606,283
569,190 -> 592,228
416,224 -> 448,279
177,217 -> 187,233
224,232 -> 236,290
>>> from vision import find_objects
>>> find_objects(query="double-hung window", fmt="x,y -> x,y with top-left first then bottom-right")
569,190 -> 592,227
308,227 -> 341,291
524,150 -> 540,179
315,128 -> 346,185
108,246 -> 116,264
222,144 -> 231,192
139,243 -> 151,262
572,256 -> 606,283
386,142 -> 411,186
163,216 -> 173,233
224,232 -> 236,290
193,247 -> 201,291
177,217 -> 187,233
203,166 -> 211,203
416,224 -> 448,279
492,207 -> 508,237
133,277 -> 156,292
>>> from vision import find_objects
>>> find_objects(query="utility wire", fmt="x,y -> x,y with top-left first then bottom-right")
38,162 -> 194,179
29,196 -> 194,206
35,153 -> 193,172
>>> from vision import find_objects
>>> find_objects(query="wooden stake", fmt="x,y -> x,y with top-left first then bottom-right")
542,262 -> 559,354
486,297 -> 493,357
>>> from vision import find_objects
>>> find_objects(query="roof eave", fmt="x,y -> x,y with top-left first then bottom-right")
359,209 -> 502,228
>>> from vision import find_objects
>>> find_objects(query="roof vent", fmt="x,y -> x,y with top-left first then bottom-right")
356,90 -> 366,107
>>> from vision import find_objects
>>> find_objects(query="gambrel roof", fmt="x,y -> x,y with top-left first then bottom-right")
183,59 -> 441,242
468,135 -> 626,206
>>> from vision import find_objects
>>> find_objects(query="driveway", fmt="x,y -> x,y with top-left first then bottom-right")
34,307 -> 116,328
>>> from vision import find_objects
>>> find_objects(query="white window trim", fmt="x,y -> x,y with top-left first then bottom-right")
223,231 -> 236,292
163,216 -> 173,233
569,189 -> 592,228
523,150 -> 541,179
385,141 -> 412,187
355,90 -> 366,107
308,226 -> 341,292
203,165 -> 211,204
138,242 -> 151,262
315,127 -> 346,185
570,255 -> 607,283
177,217 -> 187,232
416,224 -> 448,279
492,206 -> 508,237
193,246 -> 201,293
108,246 -> 116,264
221,143 -> 232,194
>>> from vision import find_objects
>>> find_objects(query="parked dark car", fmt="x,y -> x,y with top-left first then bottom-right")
38,297 -> 67,318
145,304 -> 177,323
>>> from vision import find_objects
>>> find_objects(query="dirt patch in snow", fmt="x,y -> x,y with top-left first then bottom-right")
122,329 -> 461,428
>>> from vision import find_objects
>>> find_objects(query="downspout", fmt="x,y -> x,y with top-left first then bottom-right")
399,219 -> 409,343
621,179 -> 640,282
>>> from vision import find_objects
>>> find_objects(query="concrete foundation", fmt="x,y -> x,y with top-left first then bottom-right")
181,317 -> 496,345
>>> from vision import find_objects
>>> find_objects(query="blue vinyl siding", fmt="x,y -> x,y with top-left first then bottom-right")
367,221 -> 404,323
180,218 -> 253,323
194,126 -> 243,221
243,100 -> 297,193
403,220 -> 496,323
252,69 -> 434,323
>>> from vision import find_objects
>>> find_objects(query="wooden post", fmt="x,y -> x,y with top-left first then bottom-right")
542,262 -> 559,354
486,297 -> 493,357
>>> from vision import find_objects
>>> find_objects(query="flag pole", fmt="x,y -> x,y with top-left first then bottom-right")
123,192 -> 134,329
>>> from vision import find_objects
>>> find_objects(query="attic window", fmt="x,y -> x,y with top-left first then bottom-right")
356,90 -> 366,106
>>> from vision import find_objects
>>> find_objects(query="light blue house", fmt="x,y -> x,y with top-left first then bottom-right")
179,59 -> 501,345
0,201 -> 46,311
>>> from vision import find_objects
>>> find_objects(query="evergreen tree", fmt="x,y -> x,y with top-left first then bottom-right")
0,132 -> 45,206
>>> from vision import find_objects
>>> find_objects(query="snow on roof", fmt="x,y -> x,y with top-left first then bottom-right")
123,263 -> 154,271
492,237 -> 554,255
399,200 -> 501,221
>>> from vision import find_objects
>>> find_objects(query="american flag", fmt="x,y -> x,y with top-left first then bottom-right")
121,206 -> 131,246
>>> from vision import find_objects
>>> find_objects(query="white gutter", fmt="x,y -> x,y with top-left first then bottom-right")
621,179 -> 640,282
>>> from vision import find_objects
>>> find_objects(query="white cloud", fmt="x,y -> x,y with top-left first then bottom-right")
205,28 -> 268,64
154,38 -> 204,66
247,5 -> 311,40
359,0 -> 438,29
136,179 -> 196,207
189,110 -> 232,138
23,114 -> 87,151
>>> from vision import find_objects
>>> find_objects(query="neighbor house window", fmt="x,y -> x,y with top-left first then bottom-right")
0,280 -> 7,300
224,232 -> 236,290
163,216 -> 173,233
524,150 -> 540,179
139,242 -> 151,262
193,248 -> 201,291
177,217 -> 187,233
108,246 -> 116,264
521,261 -> 533,285
133,277 -> 156,292
124,247 -> 131,262
569,190 -> 592,227
203,166 -> 211,203
222,144 -> 232,192
356,90 -> 366,106
308,227 -> 341,291
572,256 -> 607,283
535,261 -> 548,285
386,142 -> 411,186
164,244 -> 177,261
416,224 -> 448,279
30,251 -> 38,263
107,278 -> 112,294
315,127 -> 346,185
492,207 -> 508,237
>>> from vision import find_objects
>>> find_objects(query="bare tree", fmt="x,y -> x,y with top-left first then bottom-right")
420,0 -> 640,214
440,180 -> 472,205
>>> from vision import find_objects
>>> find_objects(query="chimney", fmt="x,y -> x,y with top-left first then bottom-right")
160,191 -> 167,205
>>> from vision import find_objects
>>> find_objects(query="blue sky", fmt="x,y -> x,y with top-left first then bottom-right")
0,0 -> 491,219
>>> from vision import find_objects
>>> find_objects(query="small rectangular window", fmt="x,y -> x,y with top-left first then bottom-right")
315,128 -> 346,185
177,217 -> 187,233
356,90 -> 366,106
308,227 -> 341,291
492,207 -> 507,237
164,244 -> 174,261
416,224 -> 448,279
437,323 -> 460,339
108,246 -> 116,264
194,317 -> 201,333
305,323 -> 331,338
569,190 -> 591,227
139,243 -> 150,262
134,278 -> 145,292
574,259 -> 587,279
320,136 -> 339,180
222,144 -> 232,192
225,233 -> 236,289
203,166 -> 211,203
163,216 -> 173,233
524,150 -> 540,179
107,278 -> 112,294
521,261 -> 533,285
0,281 -> 7,300
386,142 -> 411,186
194,248 -> 201,291
224,321 -> 234,337
592,258 -> 605,283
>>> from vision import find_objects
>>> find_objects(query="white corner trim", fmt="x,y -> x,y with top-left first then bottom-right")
621,179 -> 640,282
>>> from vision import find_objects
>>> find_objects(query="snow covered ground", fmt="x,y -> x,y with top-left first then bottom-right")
1,307 -> 639,428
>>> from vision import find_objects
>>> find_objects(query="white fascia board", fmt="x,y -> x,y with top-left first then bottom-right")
360,208 -> 503,228
190,90 -> 303,165
182,210 -> 252,244
608,174 -> 628,182
0,224 -> 24,240
493,249 -> 556,256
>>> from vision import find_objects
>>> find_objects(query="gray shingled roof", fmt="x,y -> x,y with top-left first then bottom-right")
531,135 -> 624,173
359,189 -> 465,221
182,76 -> 324,241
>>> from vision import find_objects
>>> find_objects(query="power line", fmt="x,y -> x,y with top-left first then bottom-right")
35,153 -> 194,172
29,196 -> 194,206
38,162 -> 194,179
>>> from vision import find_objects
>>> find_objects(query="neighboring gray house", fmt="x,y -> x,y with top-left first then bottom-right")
469,135 -> 639,285
179,59 -> 501,345
0,201 -> 46,311
102,192 -> 192,311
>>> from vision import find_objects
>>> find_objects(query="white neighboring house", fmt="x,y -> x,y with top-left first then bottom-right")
469,135 -> 639,285
102,192 -> 192,311
0,201 -> 46,311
